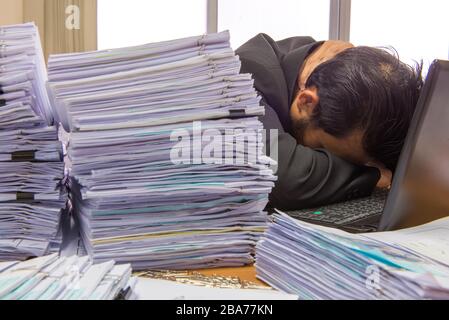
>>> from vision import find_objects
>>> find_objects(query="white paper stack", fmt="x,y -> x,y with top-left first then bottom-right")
47,31 -> 276,270
0,23 -> 67,260
0,23 -> 54,125
0,254 -> 134,300
256,213 -> 449,300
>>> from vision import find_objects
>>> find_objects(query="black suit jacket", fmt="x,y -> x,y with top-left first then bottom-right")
236,34 -> 380,210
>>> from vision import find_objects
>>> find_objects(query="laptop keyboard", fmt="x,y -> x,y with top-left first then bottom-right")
285,189 -> 389,226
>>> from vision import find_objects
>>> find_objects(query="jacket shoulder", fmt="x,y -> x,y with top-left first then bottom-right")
236,33 -> 316,58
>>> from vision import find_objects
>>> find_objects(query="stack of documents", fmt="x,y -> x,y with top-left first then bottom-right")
47,31 -> 276,269
0,23 -> 54,124
0,23 -> 67,260
256,213 -> 449,300
0,254 -> 135,300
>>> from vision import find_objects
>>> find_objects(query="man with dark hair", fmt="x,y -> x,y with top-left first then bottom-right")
236,34 -> 423,210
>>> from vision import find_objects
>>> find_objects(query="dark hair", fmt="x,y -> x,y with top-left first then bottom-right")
306,46 -> 423,171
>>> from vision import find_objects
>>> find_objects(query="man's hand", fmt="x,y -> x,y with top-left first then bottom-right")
366,162 -> 392,189
377,167 -> 392,189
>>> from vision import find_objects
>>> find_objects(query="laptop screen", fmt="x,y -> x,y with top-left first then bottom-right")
380,60 -> 449,231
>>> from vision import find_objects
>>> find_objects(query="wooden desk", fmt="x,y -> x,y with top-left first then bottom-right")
194,265 -> 269,287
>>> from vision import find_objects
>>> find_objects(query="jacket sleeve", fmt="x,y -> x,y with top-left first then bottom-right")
260,98 -> 381,210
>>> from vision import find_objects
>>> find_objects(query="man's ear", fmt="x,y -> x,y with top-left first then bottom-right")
296,87 -> 319,116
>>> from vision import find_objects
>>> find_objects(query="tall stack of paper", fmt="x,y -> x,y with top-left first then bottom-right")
0,254 -> 135,300
47,31 -> 276,270
0,23 -> 67,260
256,213 -> 449,300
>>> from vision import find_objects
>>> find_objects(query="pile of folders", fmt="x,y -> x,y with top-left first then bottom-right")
46,31 -> 276,269
256,213 -> 449,299
0,23 -> 275,270
0,254 -> 135,300
0,23 -> 67,261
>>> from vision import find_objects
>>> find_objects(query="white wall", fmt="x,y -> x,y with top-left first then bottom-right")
218,0 -> 330,49
351,0 -> 449,72
98,0 -> 207,50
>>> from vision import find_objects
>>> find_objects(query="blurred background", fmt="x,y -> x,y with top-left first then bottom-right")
1,0 -> 448,72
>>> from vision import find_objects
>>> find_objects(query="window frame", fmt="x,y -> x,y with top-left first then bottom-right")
328,0 -> 351,41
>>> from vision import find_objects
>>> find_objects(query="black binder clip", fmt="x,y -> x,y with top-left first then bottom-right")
11,150 -> 36,162
229,109 -> 246,118
16,192 -> 35,201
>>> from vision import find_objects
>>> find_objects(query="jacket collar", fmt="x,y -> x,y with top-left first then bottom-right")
280,41 -> 324,107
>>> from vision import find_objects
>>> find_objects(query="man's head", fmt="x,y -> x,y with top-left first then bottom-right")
290,42 -> 423,171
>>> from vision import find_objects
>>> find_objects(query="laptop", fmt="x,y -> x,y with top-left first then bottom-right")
284,59 -> 449,233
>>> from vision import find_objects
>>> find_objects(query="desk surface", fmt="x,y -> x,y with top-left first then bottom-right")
194,265 -> 268,287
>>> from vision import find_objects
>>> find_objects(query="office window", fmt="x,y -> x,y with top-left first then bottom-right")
98,0 -> 207,50
218,0 -> 330,50
351,0 -> 449,72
